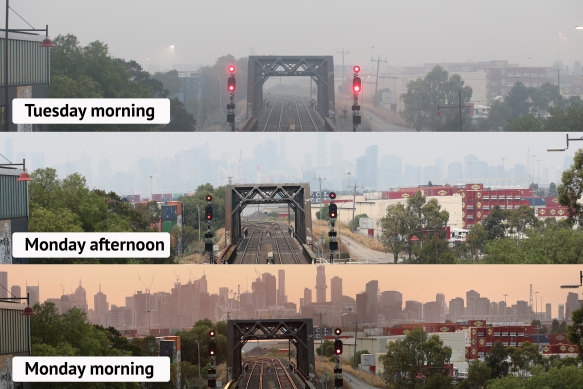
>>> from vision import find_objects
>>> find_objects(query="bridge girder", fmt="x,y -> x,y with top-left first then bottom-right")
247,56 -> 335,119
225,183 -> 312,246
227,319 -> 315,382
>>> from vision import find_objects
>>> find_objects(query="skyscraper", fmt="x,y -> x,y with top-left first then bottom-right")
10,285 -> 21,299
566,292 -> 579,322
303,288 -> 312,306
0,271 -> 7,298
278,270 -> 286,306
466,290 -> 480,316
315,265 -> 327,303
330,276 -> 342,304
94,285 -> 109,327
365,280 -> 378,324
263,273 -> 277,307
26,285 -> 39,306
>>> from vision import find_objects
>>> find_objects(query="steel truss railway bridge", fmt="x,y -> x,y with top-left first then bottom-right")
243,56 -> 337,131
226,319 -> 316,388
221,183 -> 316,264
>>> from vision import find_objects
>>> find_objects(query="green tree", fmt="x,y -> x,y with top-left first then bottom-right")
558,149 -> 583,226
463,360 -> 491,389
485,341 -> 510,379
380,203 -> 409,263
567,304 -> 583,360
508,341 -> 542,377
381,328 -> 451,388
401,66 -> 473,131
482,205 -> 507,240
466,223 -> 487,260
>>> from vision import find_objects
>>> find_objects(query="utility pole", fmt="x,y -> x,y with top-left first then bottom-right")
436,89 -> 471,131
337,49 -> 350,81
503,293 -> 508,326
352,321 -> 360,369
371,55 -> 386,106
314,175 -> 326,220
317,311 -> 327,357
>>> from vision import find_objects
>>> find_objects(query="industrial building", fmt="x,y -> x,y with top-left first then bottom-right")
1,32 -> 51,132
0,164 -> 30,264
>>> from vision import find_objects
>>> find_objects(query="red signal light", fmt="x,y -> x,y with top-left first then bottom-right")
206,195 -> 213,202
209,330 -> 216,337
329,192 -> 336,200
228,65 -> 236,73
353,76 -> 362,94
227,75 -> 236,92
353,65 -> 360,73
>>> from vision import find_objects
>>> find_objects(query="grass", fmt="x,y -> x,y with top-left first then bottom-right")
315,355 -> 389,388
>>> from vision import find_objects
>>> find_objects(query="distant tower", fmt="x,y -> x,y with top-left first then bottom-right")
277,270 -> 286,306
315,265 -> 327,303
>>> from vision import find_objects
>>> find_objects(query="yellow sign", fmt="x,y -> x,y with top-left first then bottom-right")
471,184 -> 481,190
401,193 -> 410,198
438,190 -> 447,196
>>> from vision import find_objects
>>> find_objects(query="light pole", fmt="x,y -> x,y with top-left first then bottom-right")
195,202 -> 201,250
1,1 -> 54,132
194,339 -> 201,388
352,321 -> 360,369
547,134 -> 583,152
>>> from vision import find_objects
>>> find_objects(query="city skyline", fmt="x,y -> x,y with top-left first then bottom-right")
1,133 -> 578,196
1,265 -> 581,315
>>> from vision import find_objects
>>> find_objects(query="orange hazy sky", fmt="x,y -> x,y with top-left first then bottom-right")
1,265 -> 581,315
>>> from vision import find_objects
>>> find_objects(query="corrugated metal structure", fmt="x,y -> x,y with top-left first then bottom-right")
0,167 -> 29,264
0,301 -> 28,388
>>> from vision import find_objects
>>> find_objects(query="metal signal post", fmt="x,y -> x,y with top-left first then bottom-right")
333,328 -> 343,388
227,65 -> 237,131
328,192 -> 338,264
208,330 -> 217,388
205,195 -> 215,264
352,66 -> 362,132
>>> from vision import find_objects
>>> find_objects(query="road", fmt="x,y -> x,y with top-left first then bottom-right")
342,372 -> 382,389
362,109 -> 413,132
339,234 -> 396,264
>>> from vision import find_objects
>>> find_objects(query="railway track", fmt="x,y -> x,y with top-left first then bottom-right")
258,96 -> 323,132
236,222 -> 303,264
241,358 -> 299,389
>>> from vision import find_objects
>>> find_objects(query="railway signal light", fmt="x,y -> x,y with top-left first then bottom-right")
330,241 -> 338,251
205,204 -> 213,220
334,339 -> 343,355
329,192 -> 336,200
228,65 -> 236,73
353,65 -> 360,74
353,76 -> 362,94
334,328 -> 342,336
329,203 -> 338,219
227,75 -> 236,92
206,194 -> 212,202
209,331 -> 217,356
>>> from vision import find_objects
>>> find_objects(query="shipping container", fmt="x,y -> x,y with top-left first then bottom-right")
152,194 -> 163,202
550,334 -> 569,344
162,205 -> 178,221
166,201 -> 183,215
162,220 -> 176,233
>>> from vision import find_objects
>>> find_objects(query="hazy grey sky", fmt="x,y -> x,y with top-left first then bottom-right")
19,0 -> 583,69
1,132 -> 578,172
